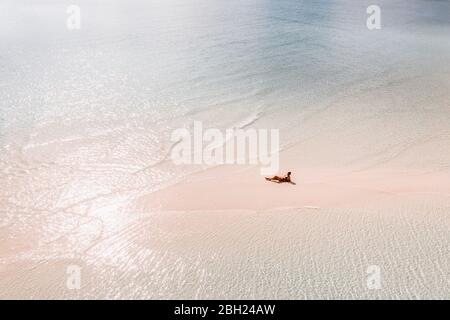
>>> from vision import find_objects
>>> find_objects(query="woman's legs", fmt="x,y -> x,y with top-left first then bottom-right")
266,176 -> 282,181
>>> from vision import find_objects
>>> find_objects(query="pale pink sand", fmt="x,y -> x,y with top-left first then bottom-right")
139,164 -> 450,211
2,192 -> 449,299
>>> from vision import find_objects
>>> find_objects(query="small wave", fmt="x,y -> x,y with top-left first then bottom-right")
132,138 -> 182,175
232,107 -> 264,129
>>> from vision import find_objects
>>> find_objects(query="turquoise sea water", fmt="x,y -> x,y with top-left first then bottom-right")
2,0 -> 449,137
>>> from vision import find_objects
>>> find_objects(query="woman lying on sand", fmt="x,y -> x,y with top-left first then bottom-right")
265,172 -> 296,185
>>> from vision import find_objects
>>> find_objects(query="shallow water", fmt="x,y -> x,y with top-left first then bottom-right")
1,0 -> 449,298
1,0 -> 449,185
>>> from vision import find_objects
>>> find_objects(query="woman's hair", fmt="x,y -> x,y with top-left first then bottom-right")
287,172 -> 291,175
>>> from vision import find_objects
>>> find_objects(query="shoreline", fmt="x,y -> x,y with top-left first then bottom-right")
139,161 -> 450,212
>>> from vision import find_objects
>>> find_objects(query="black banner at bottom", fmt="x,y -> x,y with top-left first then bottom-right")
2,300 -> 446,318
